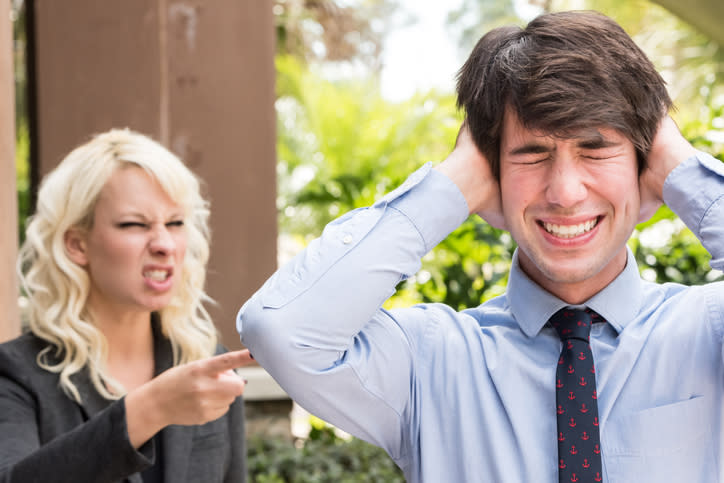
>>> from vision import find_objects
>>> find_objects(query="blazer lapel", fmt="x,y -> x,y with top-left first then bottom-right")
152,320 -> 193,483
70,363 -> 113,423
70,365 -> 145,483
161,424 -> 193,482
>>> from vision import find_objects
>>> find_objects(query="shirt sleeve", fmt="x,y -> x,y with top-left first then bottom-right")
237,164 -> 468,457
663,151 -> 724,356
663,151 -> 724,270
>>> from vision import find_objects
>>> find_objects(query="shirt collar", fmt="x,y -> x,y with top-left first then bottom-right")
508,246 -> 642,337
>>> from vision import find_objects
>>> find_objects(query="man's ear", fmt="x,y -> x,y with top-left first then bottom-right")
64,228 -> 89,266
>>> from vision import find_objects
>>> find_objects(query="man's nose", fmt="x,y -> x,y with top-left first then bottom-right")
545,159 -> 587,208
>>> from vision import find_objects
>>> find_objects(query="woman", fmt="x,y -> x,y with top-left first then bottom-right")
0,129 -> 250,482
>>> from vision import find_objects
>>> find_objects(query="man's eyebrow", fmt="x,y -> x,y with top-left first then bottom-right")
576,137 -> 621,150
508,142 -> 553,156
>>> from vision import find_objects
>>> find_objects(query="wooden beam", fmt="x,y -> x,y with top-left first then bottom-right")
1,0 -> 20,342
31,0 -> 277,349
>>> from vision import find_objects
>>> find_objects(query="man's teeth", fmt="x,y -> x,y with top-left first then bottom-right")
144,270 -> 169,281
543,219 -> 598,238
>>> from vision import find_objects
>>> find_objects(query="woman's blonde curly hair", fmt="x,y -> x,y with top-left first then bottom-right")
19,128 -> 218,402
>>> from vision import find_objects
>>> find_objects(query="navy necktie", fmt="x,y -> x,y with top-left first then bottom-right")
551,308 -> 603,483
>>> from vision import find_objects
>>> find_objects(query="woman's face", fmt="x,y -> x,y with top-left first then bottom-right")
67,166 -> 188,319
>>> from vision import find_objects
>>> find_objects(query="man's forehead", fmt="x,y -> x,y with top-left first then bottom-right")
502,107 -> 622,144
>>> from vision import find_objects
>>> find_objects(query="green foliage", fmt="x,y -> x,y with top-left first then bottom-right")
551,0 -> 724,122
447,0 -> 521,52
631,220 -> 723,285
629,100 -> 724,286
276,55 -> 460,238
247,425 -> 404,482
16,121 -> 30,245
396,219 -> 514,310
276,56 -> 520,309
13,1 -> 31,245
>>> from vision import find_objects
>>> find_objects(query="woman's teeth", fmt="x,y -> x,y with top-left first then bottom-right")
144,270 -> 169,281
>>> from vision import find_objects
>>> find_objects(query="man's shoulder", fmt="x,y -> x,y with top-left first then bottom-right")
643,277 -> 723,301
642,278 -> 724,330
389,294 -> 511,332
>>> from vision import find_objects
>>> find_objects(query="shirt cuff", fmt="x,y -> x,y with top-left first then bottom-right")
389,168 -> 470,252
663,150 -> 724,236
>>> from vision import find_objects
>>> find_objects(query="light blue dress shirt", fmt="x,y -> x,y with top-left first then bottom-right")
238,152 -> 724,482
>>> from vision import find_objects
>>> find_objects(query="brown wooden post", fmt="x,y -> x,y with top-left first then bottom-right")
30,0 -> 277,350
1,0 -> 20,342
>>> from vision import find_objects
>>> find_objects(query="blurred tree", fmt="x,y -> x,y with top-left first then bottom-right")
446,0 -> 521,51
12,0 -> 30,243
276,55 -> 459,236
650,0 -> 724,47
547,0 -> 724,124
275,55 -> 516,308
273,0 -> 396,72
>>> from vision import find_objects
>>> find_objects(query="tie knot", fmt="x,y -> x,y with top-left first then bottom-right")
550,308 -> 593,342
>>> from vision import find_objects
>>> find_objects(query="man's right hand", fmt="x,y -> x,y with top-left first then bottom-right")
638,115 -> 698,223
434,121 -> 506,230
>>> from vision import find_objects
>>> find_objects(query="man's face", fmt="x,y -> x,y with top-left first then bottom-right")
499,109 -> 640,303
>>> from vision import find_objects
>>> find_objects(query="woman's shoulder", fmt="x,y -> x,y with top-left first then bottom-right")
0,331 -> 48,360
0,332 -> 55,379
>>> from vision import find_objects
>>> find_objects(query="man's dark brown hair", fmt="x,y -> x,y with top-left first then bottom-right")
456,10 -> 672,180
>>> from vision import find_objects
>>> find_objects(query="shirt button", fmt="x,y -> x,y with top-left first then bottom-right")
342,234 -> 353,244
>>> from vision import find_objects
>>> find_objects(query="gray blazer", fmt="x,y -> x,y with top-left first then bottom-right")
0,322 -> 246,483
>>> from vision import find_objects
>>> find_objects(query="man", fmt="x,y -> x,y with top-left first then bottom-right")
238,11 -> 724,482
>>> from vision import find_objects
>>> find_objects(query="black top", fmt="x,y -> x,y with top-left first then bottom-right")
0,320 -> 246,482
141,433 -> 164,483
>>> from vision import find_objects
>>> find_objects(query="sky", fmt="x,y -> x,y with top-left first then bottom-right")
380,1 -> 464,101
379,0 -> 542,101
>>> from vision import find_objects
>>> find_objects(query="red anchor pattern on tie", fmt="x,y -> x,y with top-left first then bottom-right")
551,308 -> 603,483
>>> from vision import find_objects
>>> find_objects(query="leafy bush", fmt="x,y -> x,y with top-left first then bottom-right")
247,424 -> 404,483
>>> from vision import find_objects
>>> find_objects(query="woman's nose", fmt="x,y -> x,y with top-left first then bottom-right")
149,225 -> 175,255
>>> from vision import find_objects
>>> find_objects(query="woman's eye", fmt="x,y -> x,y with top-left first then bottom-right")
118,222 -> 147,228
166,220 -> 185,228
